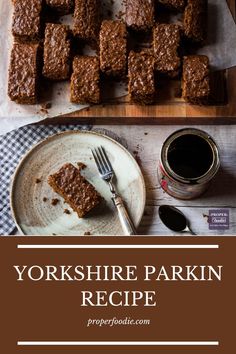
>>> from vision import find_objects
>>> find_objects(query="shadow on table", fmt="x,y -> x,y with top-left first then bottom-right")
202,167 -> 236,204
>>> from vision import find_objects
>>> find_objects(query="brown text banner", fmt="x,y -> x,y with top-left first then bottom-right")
0,237 -> 235,353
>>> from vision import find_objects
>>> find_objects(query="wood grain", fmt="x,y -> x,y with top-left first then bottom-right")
42,0 -> 236,125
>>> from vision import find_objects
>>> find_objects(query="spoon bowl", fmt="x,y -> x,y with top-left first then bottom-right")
159,205 -> 196,235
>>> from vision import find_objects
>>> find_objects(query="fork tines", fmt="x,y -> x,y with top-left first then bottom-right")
91,146 -> 113,175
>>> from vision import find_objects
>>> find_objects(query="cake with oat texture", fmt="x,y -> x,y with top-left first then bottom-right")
183,0 -> 207,43
73,0 -> 101,41
12,0 -> 43,42
153,23 -> 181,77
128,50 -> 155,105
99,20 -> 127,77
46,0 -> 74,14
42,23 -> 71,80
126,0 -> 155,31
48,163 -> 101,218
8,43 -> 39,104
70,56 -> 100,104
182,55 -> 210,104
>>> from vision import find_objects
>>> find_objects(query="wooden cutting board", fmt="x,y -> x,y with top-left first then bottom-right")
45,0 -> 236,126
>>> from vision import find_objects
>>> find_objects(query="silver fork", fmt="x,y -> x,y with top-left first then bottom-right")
91,146 -> 136,236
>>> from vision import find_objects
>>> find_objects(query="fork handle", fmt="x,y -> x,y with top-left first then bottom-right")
112,195 -> 137,236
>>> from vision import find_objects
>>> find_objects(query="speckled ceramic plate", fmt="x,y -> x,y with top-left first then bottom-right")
10,131 -> 146,236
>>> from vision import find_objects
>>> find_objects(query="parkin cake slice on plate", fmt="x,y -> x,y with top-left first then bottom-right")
48,163 -> 101,218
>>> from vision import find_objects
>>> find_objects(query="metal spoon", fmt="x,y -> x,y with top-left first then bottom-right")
158,205 -> 196,235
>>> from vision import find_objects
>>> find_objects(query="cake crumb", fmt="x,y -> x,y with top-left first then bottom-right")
77,162 -> 87,170
51,198 -> 59,206
35,178 -> 41,184
44,102 -> 51,109
84,231 -> 91,236
64,209 -> 71,215
43,197 -> 48,202
40,102 -> 51,114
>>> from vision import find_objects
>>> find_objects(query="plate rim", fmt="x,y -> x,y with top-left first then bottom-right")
10,130 -> 146,235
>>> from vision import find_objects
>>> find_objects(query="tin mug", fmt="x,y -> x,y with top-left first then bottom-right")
158,128 -> 220,200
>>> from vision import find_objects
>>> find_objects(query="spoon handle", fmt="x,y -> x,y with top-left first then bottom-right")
187,227 -> 197,236
183,227 -> 197,235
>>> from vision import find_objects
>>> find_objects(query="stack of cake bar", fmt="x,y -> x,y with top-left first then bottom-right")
8,0 -> 210,106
